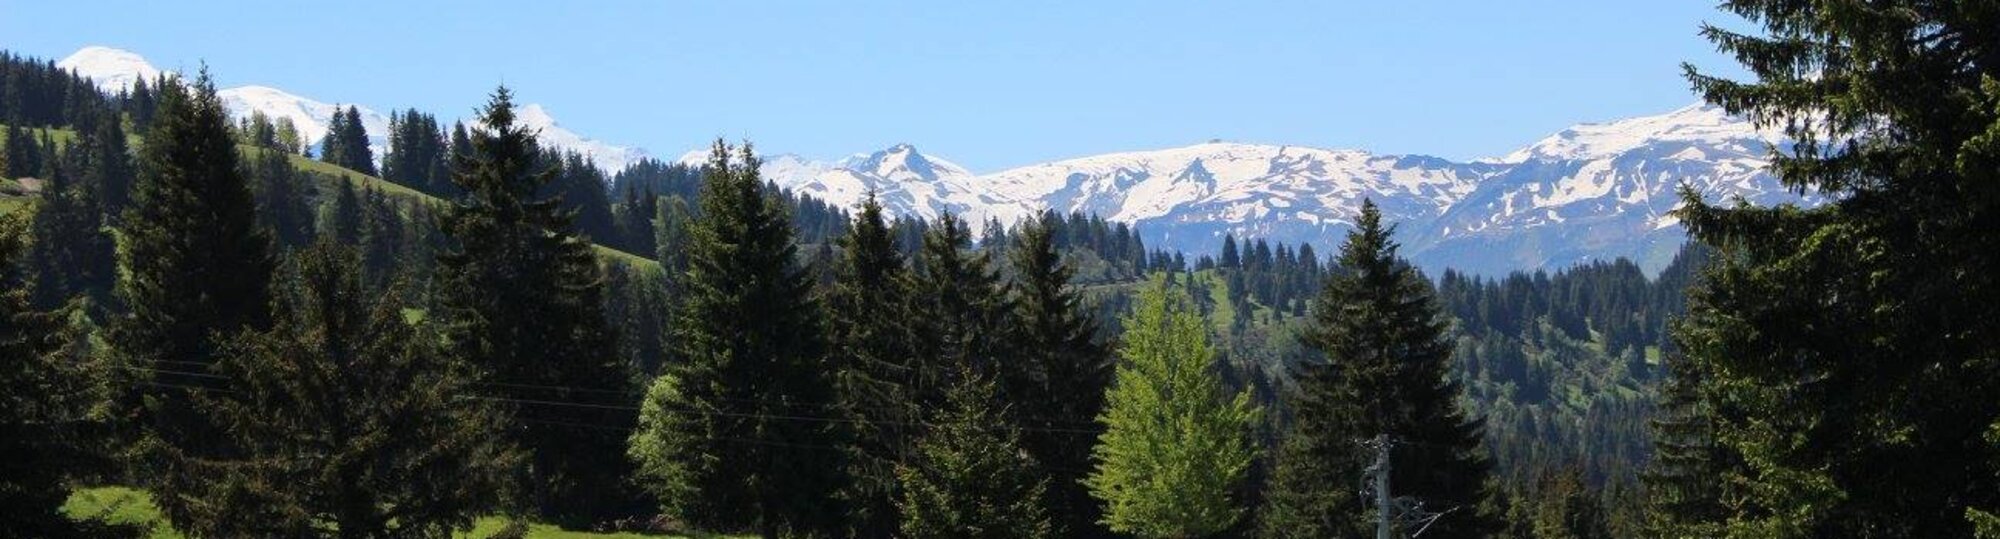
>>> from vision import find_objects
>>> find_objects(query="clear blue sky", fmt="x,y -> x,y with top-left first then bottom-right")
0,1 -> 1747,171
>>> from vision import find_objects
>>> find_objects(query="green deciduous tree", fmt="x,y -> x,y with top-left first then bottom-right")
1087,281 -> 1260,538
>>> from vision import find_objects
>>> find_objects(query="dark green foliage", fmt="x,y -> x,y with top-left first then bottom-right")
383,109 -> 455,198
628,141 -> 845,537
1640,355 -> 1726,538
1262,200 -> 1497,538
1523,469 -> 1614,539
76,110 -> 136,218
542,152 -> 617,243
319,105 -> 375,176
906,213 -> 1012,409
0,51 -> 112,128
244,150 -> 315,248
827,192 -> 919,538
320,178 -> 362,245
356,186 -> 401,289
896,368 -> 1051,539
1663,1 -> 2000,535
1006,211 -> 1114,538
0,217 -> 104,538
107,71 -> 276,532
27,157 -> 114,311
3,123 -> 44,178
434,87 -> 635,526
187,242 -> 516,538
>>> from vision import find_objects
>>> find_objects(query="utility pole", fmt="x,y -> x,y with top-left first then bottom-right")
1371,433 -> 1393,539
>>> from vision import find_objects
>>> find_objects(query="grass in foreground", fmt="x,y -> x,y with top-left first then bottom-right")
63,486 -> 734,539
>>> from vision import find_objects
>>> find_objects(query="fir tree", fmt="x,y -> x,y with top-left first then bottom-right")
320,178 -> 361,245
1640,354 -> 1728,538
186,242 -> 516,538
245,150 -> 314,248
828,191 -> 919,537
319,105 -> 376,176
1667,1 -> 2000,535
905,212 -> 1011,411
434,87 -> 634,526
1008,211 -> 1114,538
1260,199 -> 1496,538
896,367 -> 1052,539
78,110 -> 134,217
0,217 -> 103,538
1086,281 -> 1260,538
26,157 -> 114,310
356,186 -> 401,289
628,141 -> 846,538
106,69 -> 276,532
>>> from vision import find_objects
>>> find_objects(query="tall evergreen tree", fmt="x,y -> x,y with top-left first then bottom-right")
78,110 -> 134,217
245,150 -> 314,248
434,87 -> 634,526
319,105 -> 376,176
1665,1 -> 2000,536
905,212 -> 1011,411
828,191 -> 919,537
1260,199 -> 1496,538
896,367 -> 1052,539
1008,211 -> 1115,538
320,178 -> 361,245
106,70 -> 276,531
187,242 -> 516,538
1086,281 -> 1260,538
356,186 -> 401,289
26,158 -> 114,310
0,217 -> 103,538
628,141 -> 846,538
1640,354 -> 1728,538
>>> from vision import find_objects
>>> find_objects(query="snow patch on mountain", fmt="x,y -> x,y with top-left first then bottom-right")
516,104 -> 650,173
1501,103 -> 1780,163
216,85 -> 390,154
56,46 -> 649,173
57,46 -> 164,92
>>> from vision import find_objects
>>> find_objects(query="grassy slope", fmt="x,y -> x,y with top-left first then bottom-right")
63,487 -> 740,539
0,123 -> 659,270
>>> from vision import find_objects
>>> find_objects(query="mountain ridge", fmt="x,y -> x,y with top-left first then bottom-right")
55,45 -> 1815,275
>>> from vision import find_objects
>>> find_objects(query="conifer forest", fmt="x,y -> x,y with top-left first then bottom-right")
2,1 -> 1998,537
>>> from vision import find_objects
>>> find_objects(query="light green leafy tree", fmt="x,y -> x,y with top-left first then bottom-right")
1086,281 -> 1260,538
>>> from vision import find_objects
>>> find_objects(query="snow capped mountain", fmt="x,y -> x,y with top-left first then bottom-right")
1500,103 -> 1780,163
57,46 -> 163,92
55,44 -> 1815,274
516,104 -> 650,173
216,85 -> 390,156
739,106 -> 1811,275
54,46 -> 647,173
1410,103 -> 1811,274
974,143 -> 1497,248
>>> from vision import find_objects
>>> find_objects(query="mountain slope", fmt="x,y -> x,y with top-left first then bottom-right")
739,104 -> 1810,274
56,44 -> 1816,274
55,46 -> 647,173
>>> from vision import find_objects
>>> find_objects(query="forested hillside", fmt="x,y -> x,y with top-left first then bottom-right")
4,0 -> 1997,534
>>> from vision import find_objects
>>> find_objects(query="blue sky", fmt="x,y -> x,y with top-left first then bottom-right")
0,1 -> 1746,171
